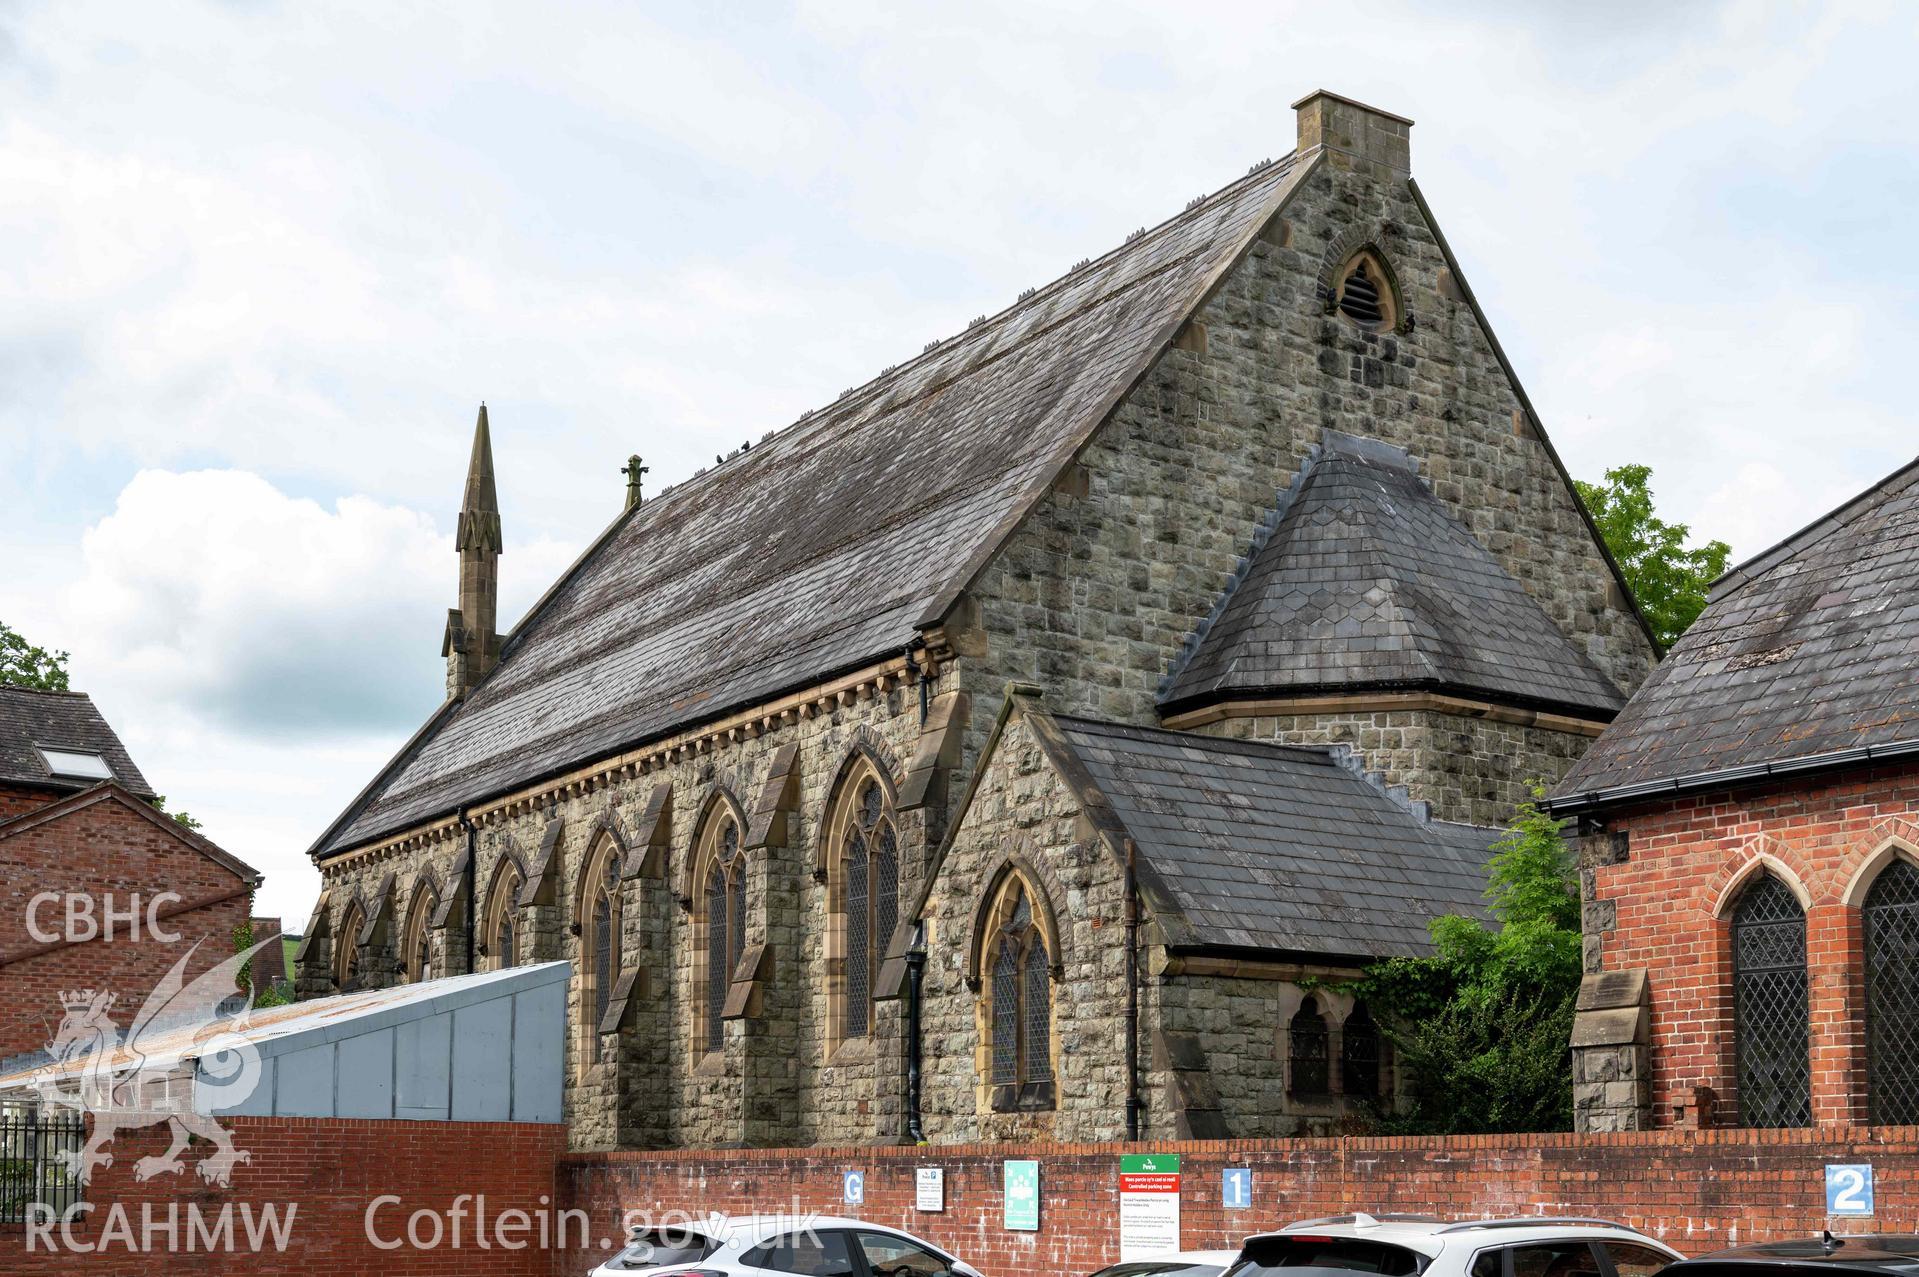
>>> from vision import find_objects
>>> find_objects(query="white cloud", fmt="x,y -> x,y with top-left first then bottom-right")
40,468 -> 575,925
7,0 -> 1919,927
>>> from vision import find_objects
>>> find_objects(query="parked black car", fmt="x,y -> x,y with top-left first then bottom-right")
1660,1236 -> 1919,1277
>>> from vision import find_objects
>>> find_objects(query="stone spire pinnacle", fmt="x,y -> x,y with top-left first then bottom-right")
444,402 -> 503,699
456,403 -> 502,552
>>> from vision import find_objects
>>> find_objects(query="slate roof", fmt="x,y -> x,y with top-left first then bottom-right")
1555,458 -> 1919,809
1161,431 -> 1626,718
313,152 -> 1319,859
1050,714 -> 1498,959
0,686 -> 153,799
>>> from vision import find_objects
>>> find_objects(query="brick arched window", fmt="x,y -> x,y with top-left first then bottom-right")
1340,1001 -> 1381,1100
828,761 -> 898,1051
483,860 -> 523,973
1730,872 -> 1811,1127
694,808 -> 747,1058
335,900 -> 365,989
579,836 -> 623,1065
1863,856 -> 1919,1124
980,874 -> 1054,1111
402,879 -> 438,984
1289,996 -> 1330,1096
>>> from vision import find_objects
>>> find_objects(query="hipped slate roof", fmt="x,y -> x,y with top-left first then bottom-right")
1555,457 -> 1919,810
1162,431 -> 1625,718
313,152 -> 1317,859
0,686 -> 153,799
1048,714 -> 1498,959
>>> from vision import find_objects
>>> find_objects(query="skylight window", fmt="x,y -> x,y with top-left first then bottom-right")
36,747 -> 113,781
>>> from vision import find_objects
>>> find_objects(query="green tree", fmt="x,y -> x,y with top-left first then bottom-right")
0,620 -> 70,691
150,795 -> 204,832
1341,785 -> 1583,1134
1575,464 -> 1731,649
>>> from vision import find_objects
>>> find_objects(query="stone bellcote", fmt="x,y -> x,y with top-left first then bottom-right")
444,403 -> 504,700
1293,89 -> 1412,180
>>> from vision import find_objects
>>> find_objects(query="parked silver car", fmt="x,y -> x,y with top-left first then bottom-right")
589,1214 -> 986,1277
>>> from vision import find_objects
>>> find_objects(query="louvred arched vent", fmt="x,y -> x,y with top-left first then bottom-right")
1340,262 -> 1385,326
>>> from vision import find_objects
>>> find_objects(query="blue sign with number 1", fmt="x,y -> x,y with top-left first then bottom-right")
1223,1168 -> 1252,1210
1826,1164 -> 1873,1217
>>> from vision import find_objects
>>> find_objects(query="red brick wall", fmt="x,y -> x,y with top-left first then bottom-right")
0,795 -> 253,1060
558,1129 -> 1919,1277
1593,761 -> 1919,1127
0,1117 -> 568,1275
0,781 -> 61,819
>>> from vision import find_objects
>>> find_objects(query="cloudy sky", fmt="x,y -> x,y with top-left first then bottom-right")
3,1 -> 1914,925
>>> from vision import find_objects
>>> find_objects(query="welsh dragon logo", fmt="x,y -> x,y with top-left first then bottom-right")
34,937 -> 279,1187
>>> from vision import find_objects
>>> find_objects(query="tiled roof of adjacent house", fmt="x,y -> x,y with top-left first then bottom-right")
0,686 -> 153,799
312,153 -> 1319,860
1161,431 -> 1626,718
1049,714 -> 1497,959
1555,457 -> 1919,809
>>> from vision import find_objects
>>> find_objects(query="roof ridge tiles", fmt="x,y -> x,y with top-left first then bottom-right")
1707,454 -> 1919,603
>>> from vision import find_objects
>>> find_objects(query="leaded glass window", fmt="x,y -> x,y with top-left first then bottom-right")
402,882 -> 437,985
837,774 -> 899,1043
485,862 -> 523,973
1864,858 -> 1919,1124
983,877 -> 1053,1107
1290,997 -> 1330,1096
705,865 -> 727,1053
1341,1002 -> 1381,1099
1731,874 -> 1811,1128
702,814 -> 747,1057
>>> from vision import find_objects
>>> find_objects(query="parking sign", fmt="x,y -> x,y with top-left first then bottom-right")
1222,1168 -> 1252,1210
1826,1164 -> 1873,1217
844,1170 -> 865,1205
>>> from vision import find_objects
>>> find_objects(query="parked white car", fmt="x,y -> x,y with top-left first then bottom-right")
1230,1215 -> 1683,1277
1090,1251 -> 1246,1277
589,1214 -> 986,1277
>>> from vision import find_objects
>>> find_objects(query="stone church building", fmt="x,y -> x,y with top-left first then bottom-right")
299,92 -> 1656,1149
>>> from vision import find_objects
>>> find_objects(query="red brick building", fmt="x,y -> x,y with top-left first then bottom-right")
0,685 -> 261,1062
1552,458 -> 1919,1132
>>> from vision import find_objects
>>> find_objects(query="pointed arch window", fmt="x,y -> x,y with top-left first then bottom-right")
402,881 -> 438,984
1730,873 -> 1810,1127
1289,997 -> 1330,1096
980,875 -> 1054,1111
1340,1001 -> 1382,1100
580,838 -> 624,1065
698,811 -> 748,1057
335,901 -> 365,990
483,860 -> 524,973
1332,250 -> 1398,332
831,766 -> 899,1049
1864,856 -> 1919,1124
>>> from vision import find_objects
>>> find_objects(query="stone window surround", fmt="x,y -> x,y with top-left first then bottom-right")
687,791 -> 750,1071
574,832 -> 623,1068
822,750 -> 901,1064
334,898 -> 365,989
402,873 -> 439,984
968,862 -> 1061,1114
480,852 -> 526,972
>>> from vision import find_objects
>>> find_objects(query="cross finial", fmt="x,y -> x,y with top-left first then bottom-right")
622,454 -> 649,510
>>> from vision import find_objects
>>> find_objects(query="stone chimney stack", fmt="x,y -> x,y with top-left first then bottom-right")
1293,90 -> 1412,179
443,403 -> 503,700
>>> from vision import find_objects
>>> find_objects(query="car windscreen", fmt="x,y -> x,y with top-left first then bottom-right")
1228,1235 -> 1428,1277
607,1229 -> 719,1270
1092,1264 -> 1227,1277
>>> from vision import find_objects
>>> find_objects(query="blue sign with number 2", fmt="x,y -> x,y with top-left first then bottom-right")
1826,1164 -> 1873,1217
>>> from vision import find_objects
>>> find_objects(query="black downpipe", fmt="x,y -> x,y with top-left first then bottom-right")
1125,838 -> 1142,1141
905,922 -> 927,1142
